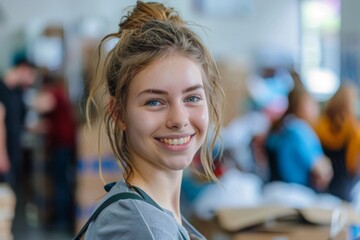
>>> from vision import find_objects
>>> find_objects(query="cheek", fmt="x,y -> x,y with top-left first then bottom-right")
125,110 -> 158,139
193,105 -> 209,134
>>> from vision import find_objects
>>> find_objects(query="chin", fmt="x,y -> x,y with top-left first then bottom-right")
169,159 -> 193,171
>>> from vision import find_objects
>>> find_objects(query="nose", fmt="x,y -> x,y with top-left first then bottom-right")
166,103 -> 189,129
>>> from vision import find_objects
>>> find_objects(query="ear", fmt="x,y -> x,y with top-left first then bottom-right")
109,97 -> 126,131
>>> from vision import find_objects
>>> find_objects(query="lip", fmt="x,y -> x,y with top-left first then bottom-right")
155,134 -> 195,152
156,133 -> 195,139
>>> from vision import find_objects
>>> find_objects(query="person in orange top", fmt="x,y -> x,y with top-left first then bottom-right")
314,82 -> 360,201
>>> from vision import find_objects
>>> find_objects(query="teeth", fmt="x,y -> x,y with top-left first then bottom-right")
160,136 -> 191,145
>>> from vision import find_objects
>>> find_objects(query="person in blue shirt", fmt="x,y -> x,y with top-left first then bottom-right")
265,74 -> 333,191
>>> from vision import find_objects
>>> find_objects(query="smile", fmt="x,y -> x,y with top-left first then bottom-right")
159,136 -> 191,145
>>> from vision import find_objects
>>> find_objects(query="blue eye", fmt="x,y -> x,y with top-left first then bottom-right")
185,96 -> 200,102
145,99 -> 161,106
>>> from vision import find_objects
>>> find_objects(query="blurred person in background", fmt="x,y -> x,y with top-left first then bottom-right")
0,57 -> 37,190
0,56 -> 37,238
221,68 -> 292,180
32,73 -> 76,232
265,74 -> 333,191
314,83 -> 360,201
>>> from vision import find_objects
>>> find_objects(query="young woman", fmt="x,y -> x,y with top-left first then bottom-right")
82,1 -> 223,239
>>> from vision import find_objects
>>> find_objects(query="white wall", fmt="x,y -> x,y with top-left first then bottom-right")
340,0 -> 360,84
341,0 -> 360,33
0,0 -> 300,71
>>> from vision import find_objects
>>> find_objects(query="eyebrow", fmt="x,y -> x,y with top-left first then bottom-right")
137,84 -> 204,97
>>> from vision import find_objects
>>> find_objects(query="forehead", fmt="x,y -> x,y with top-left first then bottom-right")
129,55 -> 204,95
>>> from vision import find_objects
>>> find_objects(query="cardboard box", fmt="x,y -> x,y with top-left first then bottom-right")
216,60 -> 249,127
75,123 -> 121,232
214,205 -> 360,240
0,184 -> 15,240
232,223 -> 347,240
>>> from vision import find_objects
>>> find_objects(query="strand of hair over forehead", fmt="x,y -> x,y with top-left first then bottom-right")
91,0 -> 207,104
87,1 -> 188,126
91,0 -> 187,99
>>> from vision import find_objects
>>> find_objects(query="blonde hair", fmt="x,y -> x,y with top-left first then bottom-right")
86,1 -> 224,181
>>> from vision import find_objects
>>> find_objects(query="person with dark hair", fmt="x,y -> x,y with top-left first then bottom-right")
0,59 -> 37,188
76,1 -> 224,239
0,57 -> 37,239
265,76 -> 333,191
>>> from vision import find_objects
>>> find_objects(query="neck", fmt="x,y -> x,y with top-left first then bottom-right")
127,169 -> 183,223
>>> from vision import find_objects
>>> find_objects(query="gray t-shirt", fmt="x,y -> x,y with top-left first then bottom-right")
85,180 -> 206,240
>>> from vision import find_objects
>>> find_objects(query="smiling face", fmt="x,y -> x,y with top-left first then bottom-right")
123,54 -> 209,175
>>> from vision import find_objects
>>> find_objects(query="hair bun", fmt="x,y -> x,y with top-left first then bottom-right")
119,1 -> 184,33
